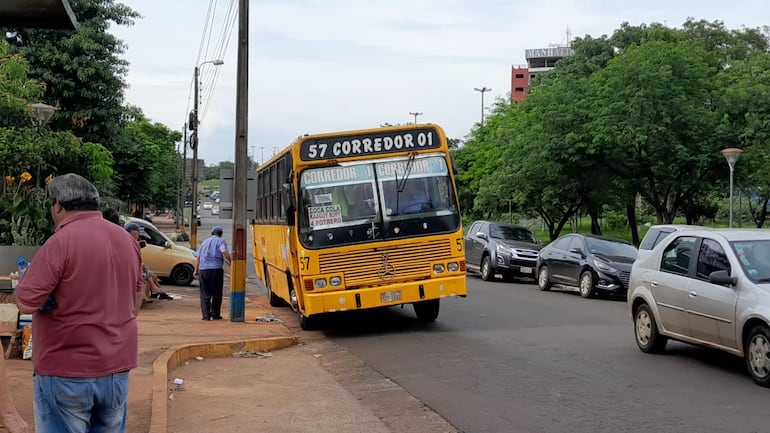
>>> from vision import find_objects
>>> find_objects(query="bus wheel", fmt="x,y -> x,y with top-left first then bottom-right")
298,312 -> 316,331
413,299 -> 440,322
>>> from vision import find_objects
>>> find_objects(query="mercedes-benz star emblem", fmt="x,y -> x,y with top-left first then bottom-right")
378,253 -> 396,280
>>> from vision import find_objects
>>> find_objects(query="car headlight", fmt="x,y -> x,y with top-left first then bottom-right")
593,259 -> 618,274
447,262 -> 459,272
329,276 -> 342,286
496,244 -> 509,255
433,264 -> 445,274
314,278 -> 327,289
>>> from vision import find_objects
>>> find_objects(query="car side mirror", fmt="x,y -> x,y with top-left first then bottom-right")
138,240 -> 147,249
709,270 -> 737,286
164,241 -> 171,249
476,232 -> 487,240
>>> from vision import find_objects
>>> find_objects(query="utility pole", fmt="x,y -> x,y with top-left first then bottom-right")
189,66 -> 200,250
408,111 -> 423,124
474,87 -> 491,126
189,58 -> 223,249
230,0 -> 249,322
259,146 -> 265,164
180,124 -> 188,235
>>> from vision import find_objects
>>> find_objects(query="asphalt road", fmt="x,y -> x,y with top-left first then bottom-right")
316,276 -> 769,433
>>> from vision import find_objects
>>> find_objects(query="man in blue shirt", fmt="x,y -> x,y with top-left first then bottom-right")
194,226 -> 232,320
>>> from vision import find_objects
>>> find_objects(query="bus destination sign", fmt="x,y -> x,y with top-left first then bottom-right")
300,128 -> 441,161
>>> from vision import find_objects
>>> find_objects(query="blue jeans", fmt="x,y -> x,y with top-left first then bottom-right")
33,372 -> 129,433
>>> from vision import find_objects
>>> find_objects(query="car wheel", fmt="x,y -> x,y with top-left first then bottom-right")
745,324 -> 770,387
634,303 -> 667,354
537,265 -> 551,291
170,264 -> 194,286
579,270 -> 595,299
480,256 -> 494,281
289,286 -> 315,331
413,299 -> 440,322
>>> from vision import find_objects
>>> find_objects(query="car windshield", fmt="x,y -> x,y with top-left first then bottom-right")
732,240 -> 770,283
298,155 -> 460,248
585,237 -> 638,259
490,225 -> 536,243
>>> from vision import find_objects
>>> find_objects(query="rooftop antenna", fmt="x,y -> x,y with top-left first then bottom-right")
565,27 -> 572,46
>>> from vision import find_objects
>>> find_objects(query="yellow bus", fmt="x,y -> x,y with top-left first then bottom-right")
252,124 -> 467,329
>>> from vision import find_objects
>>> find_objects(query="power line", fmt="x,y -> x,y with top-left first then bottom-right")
200,0 -> 238,123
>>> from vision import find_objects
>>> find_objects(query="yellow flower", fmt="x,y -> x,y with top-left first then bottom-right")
45,174 -> 54,184
19,172 -> 32,183
5,176 -> 15,184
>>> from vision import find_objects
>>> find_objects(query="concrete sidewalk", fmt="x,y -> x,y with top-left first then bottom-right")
2,281 -> 397,433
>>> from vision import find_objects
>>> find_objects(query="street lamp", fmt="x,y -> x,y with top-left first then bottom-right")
473,87 -> 491,126
721,147 -> 743,228
189,58 -> 224,249
409,111 -> 423,124
27,102 -> 57,187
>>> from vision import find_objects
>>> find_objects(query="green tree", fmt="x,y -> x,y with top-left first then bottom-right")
9,0 -> 140,159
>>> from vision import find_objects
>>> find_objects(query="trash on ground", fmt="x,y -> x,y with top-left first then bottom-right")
195,356 -> 204,361
233,350 -> 273,358
313,354 -> 323,358
254,316 -> 283,323
168,394 -> 174,401
173,378 -> 184,385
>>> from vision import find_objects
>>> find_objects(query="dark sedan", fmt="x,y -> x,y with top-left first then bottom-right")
536,233 -> 638,298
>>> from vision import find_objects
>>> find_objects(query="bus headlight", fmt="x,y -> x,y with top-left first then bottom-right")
329,276 -> 342,286
314,278 -> 327,289
447,262 -> 459,272
433,264 -> 445,274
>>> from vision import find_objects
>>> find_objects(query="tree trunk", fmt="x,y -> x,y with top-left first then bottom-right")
587,206 -> 602,235
757,196 -> 770,228
626,203 -> 640,246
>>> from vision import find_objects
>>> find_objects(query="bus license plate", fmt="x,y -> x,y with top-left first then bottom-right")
380,290 -> 402,303
520,266 -> 533,274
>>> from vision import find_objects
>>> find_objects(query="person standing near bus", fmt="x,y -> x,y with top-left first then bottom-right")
16,173 -> 143,433
194,226 -> 232,320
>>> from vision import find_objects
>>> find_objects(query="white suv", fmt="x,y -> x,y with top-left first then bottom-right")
628,228 -> 770,387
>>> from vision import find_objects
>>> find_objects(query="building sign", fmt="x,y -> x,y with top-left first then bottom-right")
300,128 -> 441,161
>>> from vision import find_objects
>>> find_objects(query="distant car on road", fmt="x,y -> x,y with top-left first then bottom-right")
537,233 -> 638,298
203,201 -> 213,210
464,221 -> 542,281
628,228 -> 770,387
211,206 -> 219,216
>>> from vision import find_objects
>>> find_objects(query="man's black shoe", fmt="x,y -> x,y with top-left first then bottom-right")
211,316 -> 223,320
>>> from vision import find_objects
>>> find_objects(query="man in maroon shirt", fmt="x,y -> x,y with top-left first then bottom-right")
16,173 -> 143,433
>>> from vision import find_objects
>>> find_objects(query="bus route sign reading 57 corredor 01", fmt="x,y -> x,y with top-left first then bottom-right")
300,127 -> 441,161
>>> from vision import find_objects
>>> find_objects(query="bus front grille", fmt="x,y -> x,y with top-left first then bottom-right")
318,239 -> 453,286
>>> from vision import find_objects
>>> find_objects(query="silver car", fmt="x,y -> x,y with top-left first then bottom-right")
627,228 -> 770,387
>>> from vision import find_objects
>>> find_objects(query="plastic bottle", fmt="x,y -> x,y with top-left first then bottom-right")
16,257 -> 28,280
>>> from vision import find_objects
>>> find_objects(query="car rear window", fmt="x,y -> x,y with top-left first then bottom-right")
640,228 -> 674,250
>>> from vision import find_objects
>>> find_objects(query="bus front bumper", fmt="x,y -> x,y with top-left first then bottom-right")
301,275 -> 467,316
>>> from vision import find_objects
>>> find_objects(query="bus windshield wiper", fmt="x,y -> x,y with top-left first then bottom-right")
397,152 -> 417,192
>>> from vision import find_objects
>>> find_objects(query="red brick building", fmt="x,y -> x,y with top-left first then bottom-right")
511,46 -> 574,102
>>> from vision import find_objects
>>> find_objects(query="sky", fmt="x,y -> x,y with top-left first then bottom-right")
110,0 -> 770,166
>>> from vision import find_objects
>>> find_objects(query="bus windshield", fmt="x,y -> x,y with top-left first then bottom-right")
298,154 -> 460,248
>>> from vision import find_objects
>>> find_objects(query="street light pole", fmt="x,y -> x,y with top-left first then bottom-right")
27,103 -> 57,187
189,59 -> 223,249
408,111 -> 423,124
473,87 -> 491,126
721,148 -> 743,228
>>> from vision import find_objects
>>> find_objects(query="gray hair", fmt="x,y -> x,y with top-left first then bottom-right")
47,173 -> 100,211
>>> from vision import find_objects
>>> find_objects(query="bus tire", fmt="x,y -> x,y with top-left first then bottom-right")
413,299 -> 440,322
298,312 -> 316,331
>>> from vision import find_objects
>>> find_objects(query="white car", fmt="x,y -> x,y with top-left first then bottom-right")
211,206 -> 219,216
628,228 -> 770,387
203,201 -> 213,210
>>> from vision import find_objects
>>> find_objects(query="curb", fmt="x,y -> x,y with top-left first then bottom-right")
148,336 -> 298,433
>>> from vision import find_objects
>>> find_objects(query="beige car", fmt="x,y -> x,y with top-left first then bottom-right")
122,217 -> 197,285
628,228 -> 770,387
